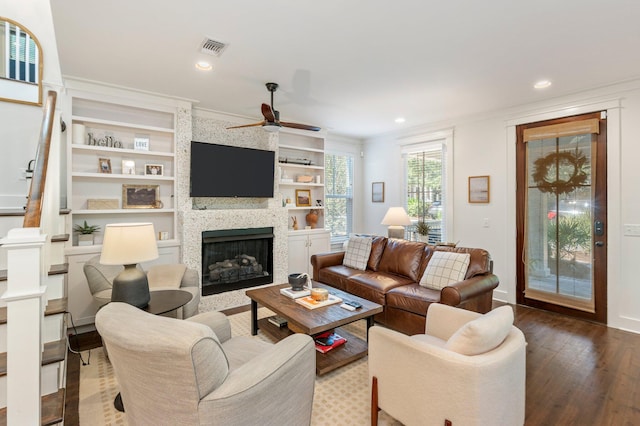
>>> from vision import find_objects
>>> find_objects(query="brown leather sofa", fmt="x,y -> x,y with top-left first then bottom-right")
311,236 -> 499,335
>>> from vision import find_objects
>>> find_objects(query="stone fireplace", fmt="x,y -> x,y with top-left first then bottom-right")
201,227 -> 274,295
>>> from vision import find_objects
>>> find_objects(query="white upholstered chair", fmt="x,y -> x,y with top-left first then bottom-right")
83,255 -> 201,318
369,303 -> 526,426
96,302 -> 316,426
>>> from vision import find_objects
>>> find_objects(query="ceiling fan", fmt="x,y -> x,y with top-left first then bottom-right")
227,82 -> 321,132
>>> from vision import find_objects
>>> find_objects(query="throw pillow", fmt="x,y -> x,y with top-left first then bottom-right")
445,305 -> 514,355
343,236 -> 373,271
419,251 -> 471,290
147,264 -> 187,289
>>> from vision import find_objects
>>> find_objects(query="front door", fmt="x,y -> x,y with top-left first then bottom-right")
516,112 -> 607,323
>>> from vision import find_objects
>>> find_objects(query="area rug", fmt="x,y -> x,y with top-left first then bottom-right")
78,308 -> 402,425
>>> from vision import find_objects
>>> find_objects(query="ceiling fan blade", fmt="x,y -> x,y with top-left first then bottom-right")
226,121 -> 265,129
280,121 -> 321,132
261,103 -> 276,122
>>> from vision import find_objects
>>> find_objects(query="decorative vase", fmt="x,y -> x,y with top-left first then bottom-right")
78,234 -> 94,246
306,210 -> 319,228
417,234 -> 429,243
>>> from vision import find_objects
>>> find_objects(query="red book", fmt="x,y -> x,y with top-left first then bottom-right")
313,331 -> 347,353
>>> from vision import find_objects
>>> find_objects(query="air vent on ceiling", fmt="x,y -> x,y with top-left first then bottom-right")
200,38 -> 228,57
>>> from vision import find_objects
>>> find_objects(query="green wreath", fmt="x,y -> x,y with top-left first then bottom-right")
532,150 -> 588,195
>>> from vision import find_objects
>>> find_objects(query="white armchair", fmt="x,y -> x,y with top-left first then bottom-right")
96,302 -> 316,425
369,303 -> 526,426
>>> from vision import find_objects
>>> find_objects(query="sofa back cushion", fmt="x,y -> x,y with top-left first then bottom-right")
419,251 -> 471,290
377,239 -> 425,281
367,236 -> 388,271
433,246 -> 491,278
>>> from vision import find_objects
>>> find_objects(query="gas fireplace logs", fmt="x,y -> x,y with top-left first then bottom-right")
207,254 -> 266,283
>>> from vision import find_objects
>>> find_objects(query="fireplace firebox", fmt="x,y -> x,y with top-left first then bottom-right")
201,227 -> 274,296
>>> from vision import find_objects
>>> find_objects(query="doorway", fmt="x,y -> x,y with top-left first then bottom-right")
516,112 -> 607,323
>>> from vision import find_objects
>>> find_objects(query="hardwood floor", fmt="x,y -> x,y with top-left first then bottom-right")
64,304 -> 640,425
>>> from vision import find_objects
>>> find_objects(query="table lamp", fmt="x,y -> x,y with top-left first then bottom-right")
100,223 -> 159,308
381,207 -> 412,239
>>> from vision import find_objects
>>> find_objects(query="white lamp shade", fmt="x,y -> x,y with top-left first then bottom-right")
381,207 -> 412,226
100,223 -> 159,265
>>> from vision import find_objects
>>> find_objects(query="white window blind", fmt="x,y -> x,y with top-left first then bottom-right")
325,152 -> 354,248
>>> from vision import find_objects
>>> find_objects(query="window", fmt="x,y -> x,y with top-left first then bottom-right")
402,139 -> 449,243
325,152 -> 354,248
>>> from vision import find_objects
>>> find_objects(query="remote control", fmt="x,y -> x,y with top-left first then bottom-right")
340,303 -> 356,311
344,300 -> 362,309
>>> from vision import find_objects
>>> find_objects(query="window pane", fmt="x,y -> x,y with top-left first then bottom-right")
325,152 -> 353,245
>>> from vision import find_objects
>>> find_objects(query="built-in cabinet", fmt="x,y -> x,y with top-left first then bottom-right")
288,231 -> 331,276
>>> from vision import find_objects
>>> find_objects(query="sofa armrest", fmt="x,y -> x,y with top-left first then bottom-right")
311,251 -> 345,280
440,273 -> 499,307
180,268 -> 200,288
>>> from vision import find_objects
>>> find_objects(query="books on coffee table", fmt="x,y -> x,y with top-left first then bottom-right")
313,330 -> 347,353
295,294 -> 342,310
280,287 -> 311,299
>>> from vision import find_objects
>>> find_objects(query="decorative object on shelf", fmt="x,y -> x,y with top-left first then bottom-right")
295,189 -> 311,207
468,175 -> 490,203
296,175 -> 314,183
279,156 -> 313,165
306,209 -> 319,229
87,199 -> 119,210
72,123 -> 86,144
381,207 -> 412,239
99,158 -> 112,173
100,222 -> 159,308
372,182 -> 385,202
415,220 -> 430,243
158,231 -> 169,240
288,273 -> 309,291
134,134 -> 150,151
531,150 -> 587,195
316,200 -> 323,207
122,159 -> 136,175
73,220 -> 101,246
145,164 -> 164,176
122,184 -> 160,209
315,175 -> 321,184
291,216 -> 299,230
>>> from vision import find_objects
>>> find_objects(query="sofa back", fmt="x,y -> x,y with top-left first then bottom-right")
376,239 -> 426,281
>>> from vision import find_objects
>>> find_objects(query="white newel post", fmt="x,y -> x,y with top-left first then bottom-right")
0,227 -> 47,425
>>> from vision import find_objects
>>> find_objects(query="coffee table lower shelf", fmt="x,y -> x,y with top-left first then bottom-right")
257,317 -> 368,376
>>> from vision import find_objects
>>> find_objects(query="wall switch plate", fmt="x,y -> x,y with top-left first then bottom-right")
623,224 -> 640,236
483,218 -> 490,228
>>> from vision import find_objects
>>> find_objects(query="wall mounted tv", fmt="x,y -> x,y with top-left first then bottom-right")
190,141 -> 275,198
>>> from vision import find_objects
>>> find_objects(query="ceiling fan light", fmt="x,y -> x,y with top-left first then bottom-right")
263,123 -> 281,132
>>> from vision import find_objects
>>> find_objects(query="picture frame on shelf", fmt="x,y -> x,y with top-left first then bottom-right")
295,189 -> 312,207
98,158 -> 112,174
145,164 -> 163,176
372,182 -> 384,202
122,159 -> 136,175
468,175 -> 490,203
122,184 -> 160,209
134,134 -> 150,151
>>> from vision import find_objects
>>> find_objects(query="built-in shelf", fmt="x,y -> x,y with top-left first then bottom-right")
72,115 -> 175,134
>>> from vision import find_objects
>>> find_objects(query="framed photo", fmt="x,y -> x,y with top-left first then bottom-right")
469,175 -> 490,203
98,158 -> 112,174
122,159 -> 136,175
134,134 -> 150,151
145,164 -> 163,176
295,189 -> 312,207
372,182 -> 385,203
122,184 -> 160,209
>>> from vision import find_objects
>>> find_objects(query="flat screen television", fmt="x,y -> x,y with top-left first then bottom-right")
190,141 -> 275,198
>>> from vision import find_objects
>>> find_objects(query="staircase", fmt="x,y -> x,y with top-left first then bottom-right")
0,91 -> 69,425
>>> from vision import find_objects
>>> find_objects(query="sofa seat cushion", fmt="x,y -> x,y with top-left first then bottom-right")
317,265 -> 364,292
346,272 -> 415,305
386,284 -> 441,316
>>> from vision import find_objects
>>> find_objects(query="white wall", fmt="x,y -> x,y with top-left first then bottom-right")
0,0 -> 63,209
361,79 -> 640,334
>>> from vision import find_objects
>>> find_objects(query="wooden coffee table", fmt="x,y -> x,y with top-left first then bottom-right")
245,282 -> 383,375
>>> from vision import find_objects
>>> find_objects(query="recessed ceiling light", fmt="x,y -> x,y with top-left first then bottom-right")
195,61 -> 212,71
534,80 -> 552,89
395,117 -> 406,124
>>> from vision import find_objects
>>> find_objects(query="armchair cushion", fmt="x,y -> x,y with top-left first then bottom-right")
147,264 -> 187,289
419,251 -> 470,290
343,235 -> 372,270
445,305 -> 514,355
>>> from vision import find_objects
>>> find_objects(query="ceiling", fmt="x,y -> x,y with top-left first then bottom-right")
50,1 -> 640,138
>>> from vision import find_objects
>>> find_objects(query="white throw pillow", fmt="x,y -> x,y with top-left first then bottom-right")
445,306 -> 514,355
343,236 -> 373,271
419,251 -> 471,290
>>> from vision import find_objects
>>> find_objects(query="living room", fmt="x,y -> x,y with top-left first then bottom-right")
2,1 -> 640,424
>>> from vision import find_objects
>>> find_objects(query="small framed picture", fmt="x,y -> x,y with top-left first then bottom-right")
295,189 -> 312,207
122,159 -> 136,175
122,184 -> 160,209
372,182 -> 385,203
469,175 -> 490,203
98,158 -> 112,174
145,164 -> 163,176
134,134 -> 150,151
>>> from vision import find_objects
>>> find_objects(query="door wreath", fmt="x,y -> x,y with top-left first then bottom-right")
531,150 -> 588,195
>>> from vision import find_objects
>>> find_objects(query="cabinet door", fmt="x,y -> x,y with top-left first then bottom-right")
288,234 -> 311,275
308,232 -> 330,259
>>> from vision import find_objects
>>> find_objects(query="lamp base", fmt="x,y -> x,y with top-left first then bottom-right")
111,264 -> 150,308
387,226 -> 405,239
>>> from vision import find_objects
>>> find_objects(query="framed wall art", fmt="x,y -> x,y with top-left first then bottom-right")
468,175 -> 490,203
372,182 -> 385,203
134,134 -> 150,151
145,164 -> 163,176
98,158 -> 112,174
122,159 -> 136,175
295,189 -> 312,207
122,184 -> 160,208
